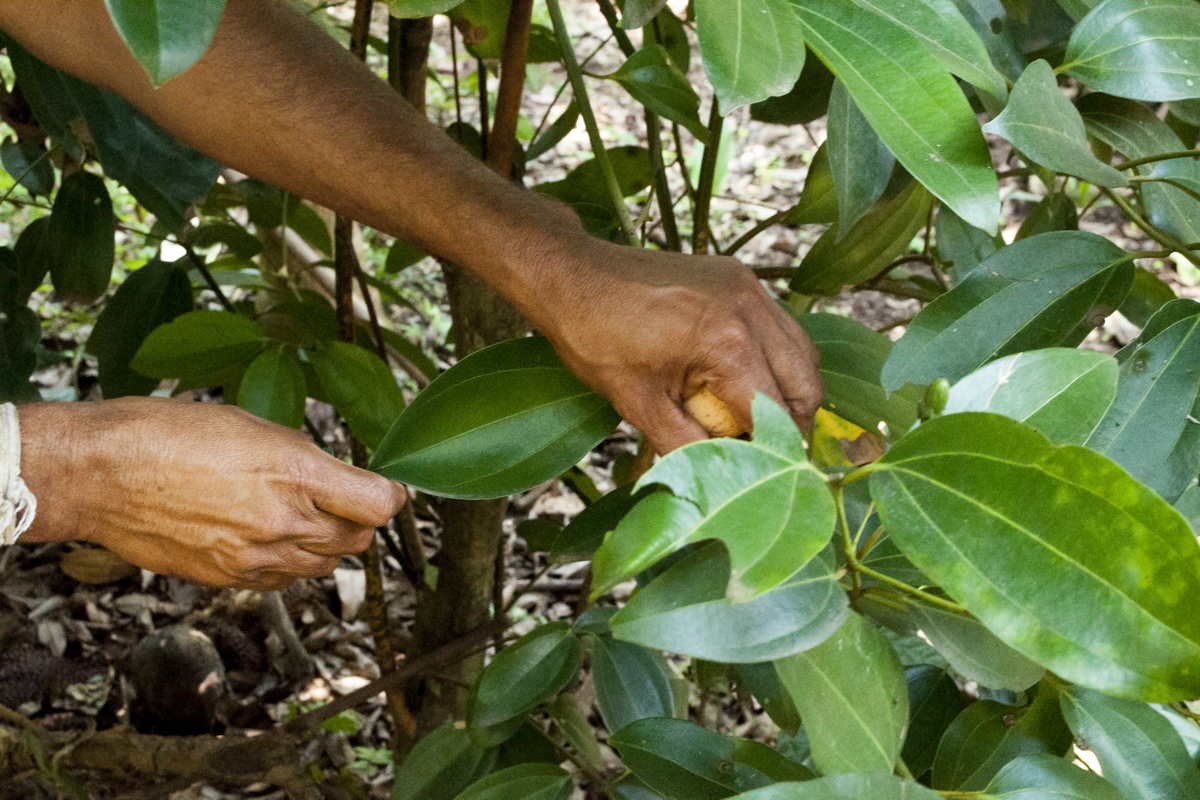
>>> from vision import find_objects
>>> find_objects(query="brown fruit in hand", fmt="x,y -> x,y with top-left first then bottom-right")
685,388 -> 744,438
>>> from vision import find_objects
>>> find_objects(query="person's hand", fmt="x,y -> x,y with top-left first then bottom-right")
18,398 -> 407,590
542,240 -> 824,454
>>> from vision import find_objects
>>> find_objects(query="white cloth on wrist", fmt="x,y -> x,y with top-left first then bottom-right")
0,402 -> 37,545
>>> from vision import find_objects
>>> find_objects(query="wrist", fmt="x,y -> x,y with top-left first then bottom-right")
18,402 -> 87,543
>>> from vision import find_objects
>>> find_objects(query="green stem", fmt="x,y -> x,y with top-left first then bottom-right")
692,103 -> 725,253
834,485 -> 862,597
855,564 -> 968,615
723,206 -> 794,257
1115,148 -> 1200,172
546,0 -> 637,244
1128,174 -> 1200,205
1102,187 -> 1200,268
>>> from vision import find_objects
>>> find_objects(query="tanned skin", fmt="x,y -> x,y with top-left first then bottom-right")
0,0 -> 822,588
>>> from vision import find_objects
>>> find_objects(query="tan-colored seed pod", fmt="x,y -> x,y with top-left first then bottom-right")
685,388 -> 744,438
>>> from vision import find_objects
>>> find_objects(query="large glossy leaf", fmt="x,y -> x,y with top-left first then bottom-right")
1080,95 -> 1200,280
853,0 -> 1008,99
932,685 -> 1072,790
608,45 -> 707,140
310,342 -> 405,451
372,337 -> 618,499
870,413 -> 1200,701
47,172 -> 115,304
826,80 -> 894,234
907,603 -> 1044,692
775,613 -> 908,775
609,718 -> 809,799
237,348 -> 307,429
593,396 -> 834,600
132,310 -> 267,382
728,774 -> 941,800
467,623 -> 581,745
983,60 -> 1126,187
105,0 -> 226,85
903,666 -> 968,779
88,259 -> 192,397
943,348 -> 1119,445
610,543 -> 849,663
1015,193 -> 1080,241
8,43 -> 219,229
1060,687 -> 1200,800
392,723 -> 496,800
786,144 -> 837,225
791,178 -> 933,295
737,663 -> 802,735
790,0 -> 1000,233
453,764 -> 572,800
1063,0 -> 1200,102
881,232 -> 1133,390
13,219 -> 52,306
693,0 -> 807,112
983,754 -> 1124,800
1086,302 -> 1200,501
792,313 -> 921,437
750,54 -> 836,126
589,635 -> 678,734
935,207 -> 1003,281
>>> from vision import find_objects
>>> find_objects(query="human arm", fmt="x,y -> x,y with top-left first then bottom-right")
0,0 -> 822,452
17,398 -> 407,590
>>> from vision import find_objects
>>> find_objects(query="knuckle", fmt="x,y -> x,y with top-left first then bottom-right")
349,526 -> 376,553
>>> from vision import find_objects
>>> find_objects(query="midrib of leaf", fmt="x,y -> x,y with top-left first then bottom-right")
885,458 -> 1200,655
413,364 -> 569,408
617,743 -> 732,794
794,5 -> 982,203
1018,358 -> 1114,425
1068,3 -> 1166,64
1071,34 -> 1200,70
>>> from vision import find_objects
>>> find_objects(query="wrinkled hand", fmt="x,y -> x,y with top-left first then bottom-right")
545,241 -> 824,454
19,398 -> 407,590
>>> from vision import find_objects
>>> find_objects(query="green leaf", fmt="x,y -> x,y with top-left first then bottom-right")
0,138 -> 54,197
8,43 -> 219,229
453,764 -> 572,800
1177,485 -> 1200,535
609,718 -> 809,798
935,207 -> 1003,281
826,80 -> 895,234
549,485 -> 648,562
907,603 -> 1044,691
448,0 -> 511,59
527,100 -> 579,161
881,232 -> 1133,391
1080,94 -> 1200,271
943,348 -> 1119,445
983,753 -> 1124,800
903,666 -> 968,779
610,542 -> 849,663
693,0 -> 807,113
536,146 -> 653,240
47,172 -> 115,304
1086,301 -> 1200,502
595,396 -> 832,600
13,218 -> 52,306
467,623 -> 581,745
392,722 -> 496,800
932,685 -> 1072,790
1120,267 -> 1181,328
237,348 -> 307,429
310,341 -> 405,451
792,313 -> 921,437
786,144 -> 837,225
1063,0 -> 1200,102
88,259 -> 193,397
727,774 -> 941,800
608,45 -> 707,140
791,178 -> 933,295
104,0 -> 226,85
791,0 -> 1000,233
132,310 -> 267,382
854,0 -> 1010,99
983,60 -> 1127,187
0,306 -> 40,403
737,663 -> 802,735
1060,687 -> 1200,800
371,337 -> 618,499
1015,193 -> 1080,241
775,613 -> 908,775
621,0 -> 669,29
870,413 -> 1200,701
388,0 -> 466,20
589,635 -> 678,734
750,54 -> 835,126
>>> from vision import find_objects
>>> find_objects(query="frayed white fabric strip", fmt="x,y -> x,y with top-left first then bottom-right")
0,403 -> 37,545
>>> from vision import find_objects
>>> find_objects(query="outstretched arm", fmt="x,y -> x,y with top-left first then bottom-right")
0,0 -> 822,452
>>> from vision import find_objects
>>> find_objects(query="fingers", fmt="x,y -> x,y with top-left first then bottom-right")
296,517 -> 376,557
701,348 -> 787,435
626,392 -> 710,455
303,449 -> 408,527
764,304 -> 825,430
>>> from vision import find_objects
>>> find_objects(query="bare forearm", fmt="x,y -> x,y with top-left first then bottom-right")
0,0 -> 590,330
